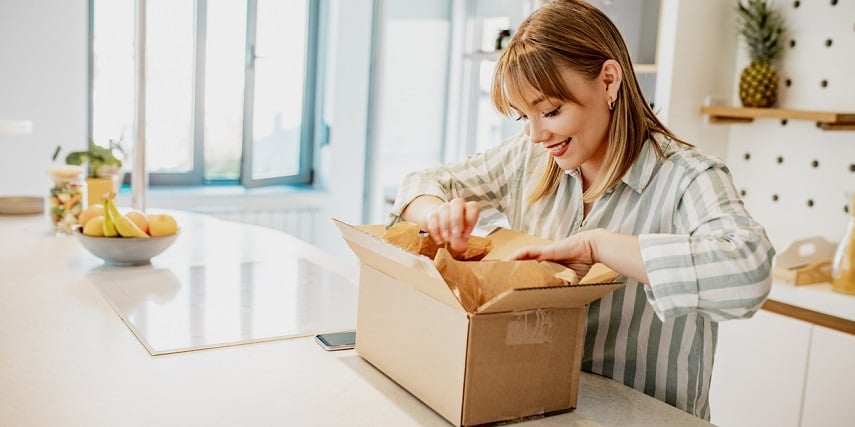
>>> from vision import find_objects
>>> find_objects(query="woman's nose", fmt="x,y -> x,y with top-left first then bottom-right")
526,120 -> 550,144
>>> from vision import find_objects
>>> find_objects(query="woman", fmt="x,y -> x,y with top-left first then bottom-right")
387,0 -> 774,420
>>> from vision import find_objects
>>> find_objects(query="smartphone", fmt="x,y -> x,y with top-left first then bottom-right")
314,331 -> 356,351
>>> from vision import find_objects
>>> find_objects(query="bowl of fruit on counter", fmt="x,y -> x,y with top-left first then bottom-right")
74,193 -> 180,265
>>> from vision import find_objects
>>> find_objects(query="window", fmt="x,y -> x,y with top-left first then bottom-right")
90,0 -> 320,187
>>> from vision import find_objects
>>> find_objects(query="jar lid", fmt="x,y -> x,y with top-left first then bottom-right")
47,165 -> 84,179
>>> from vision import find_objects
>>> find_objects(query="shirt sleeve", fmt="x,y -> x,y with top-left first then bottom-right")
638,159 -> 775,322
386,133 -> 529,228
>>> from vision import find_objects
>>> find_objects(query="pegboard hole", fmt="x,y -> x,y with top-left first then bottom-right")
744,152 -> 751,161
807,199 -> 814,208
793,0 -> 800,7
831,0 -> 838,5
776,156 -> 784,164
789,39 -> 797,48
825,38 -> 833,48
821,79 -> 829,88
740,189 -> 747,197
772,194 -> 779,202
846,205 -> 850,214
785,78 -> 792,87
781,119 -> 788,126
811,159 -> 819,168
850,163 -> 855,172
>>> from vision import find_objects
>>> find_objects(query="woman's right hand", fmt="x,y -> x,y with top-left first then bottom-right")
422,197 -> 480,255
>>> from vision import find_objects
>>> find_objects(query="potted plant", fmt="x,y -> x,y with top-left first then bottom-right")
53,138 -> 126,207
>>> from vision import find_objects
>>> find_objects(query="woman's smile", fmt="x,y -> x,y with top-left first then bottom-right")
545,137 -> 572,157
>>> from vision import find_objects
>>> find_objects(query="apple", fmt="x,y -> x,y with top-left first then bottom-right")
79,204 -> 104,228
146,213 -> 178,237
83,215 -> 106,237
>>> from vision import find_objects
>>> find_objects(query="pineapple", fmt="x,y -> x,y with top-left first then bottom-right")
736,0 -> 785,108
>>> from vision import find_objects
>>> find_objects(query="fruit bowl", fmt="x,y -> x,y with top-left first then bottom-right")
74,227 -> 179,265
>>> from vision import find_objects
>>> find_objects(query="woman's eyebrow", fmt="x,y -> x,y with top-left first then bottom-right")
528,95 -> 547,106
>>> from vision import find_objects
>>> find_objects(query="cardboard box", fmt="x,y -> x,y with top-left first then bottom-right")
333,220 -> 624,426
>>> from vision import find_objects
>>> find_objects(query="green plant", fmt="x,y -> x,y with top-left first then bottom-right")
53,138 -> 125,178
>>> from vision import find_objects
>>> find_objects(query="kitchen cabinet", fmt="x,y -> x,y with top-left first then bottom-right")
711,300 -> 855,427
709,310 -> 812,427
801,325 -> 855,427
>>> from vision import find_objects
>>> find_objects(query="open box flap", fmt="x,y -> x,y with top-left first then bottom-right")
332,219 -> 464,312
476,282 -> 625,314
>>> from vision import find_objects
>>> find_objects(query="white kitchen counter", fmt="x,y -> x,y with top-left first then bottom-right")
768,280 -> 855,323
0,211 -> 711,426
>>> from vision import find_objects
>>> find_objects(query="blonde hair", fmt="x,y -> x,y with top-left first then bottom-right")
491,0 -> 689,204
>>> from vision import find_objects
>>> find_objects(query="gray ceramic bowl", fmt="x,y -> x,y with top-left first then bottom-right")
74,227 -> 179,265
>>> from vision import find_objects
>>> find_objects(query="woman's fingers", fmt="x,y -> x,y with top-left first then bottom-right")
425,198 -> 480,252
463,201 -> 480,235
507,246 -> 545,261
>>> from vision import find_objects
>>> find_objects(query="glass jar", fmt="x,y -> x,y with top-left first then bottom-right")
831,194 -> 855,294
47,165 -> 86,235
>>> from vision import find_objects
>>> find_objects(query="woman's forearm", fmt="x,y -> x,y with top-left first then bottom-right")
590,229 -> 650,285
400,195 -> 445,231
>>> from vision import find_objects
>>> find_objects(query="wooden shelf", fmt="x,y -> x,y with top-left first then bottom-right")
701,106 -> 855,131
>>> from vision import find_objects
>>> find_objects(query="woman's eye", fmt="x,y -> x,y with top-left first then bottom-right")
543,106 -> 561,118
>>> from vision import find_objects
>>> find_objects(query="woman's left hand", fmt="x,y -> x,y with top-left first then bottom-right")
508,230 -> 599,280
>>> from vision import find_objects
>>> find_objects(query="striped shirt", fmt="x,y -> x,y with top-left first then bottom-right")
387,132 -> 775,420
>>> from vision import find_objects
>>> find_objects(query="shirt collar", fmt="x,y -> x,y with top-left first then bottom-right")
621,135 -> 665,194
563,134 -> 668,194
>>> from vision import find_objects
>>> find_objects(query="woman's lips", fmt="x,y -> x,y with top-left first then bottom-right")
546,138 -> 571,157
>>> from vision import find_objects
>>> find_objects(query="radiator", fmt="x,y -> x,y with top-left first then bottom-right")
207,207 -> 320,244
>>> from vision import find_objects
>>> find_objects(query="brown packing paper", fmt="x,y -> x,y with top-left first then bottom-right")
382,221 -> 493,261
434,249 -> 577,313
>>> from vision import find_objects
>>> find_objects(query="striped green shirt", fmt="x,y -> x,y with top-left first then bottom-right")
387,133 -> 775,420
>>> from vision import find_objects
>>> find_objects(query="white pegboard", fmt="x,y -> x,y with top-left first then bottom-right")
723,0 -> 855,252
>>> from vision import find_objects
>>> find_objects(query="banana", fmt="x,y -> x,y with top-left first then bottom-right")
104,194 -> 149,238
102,195 -> 118,237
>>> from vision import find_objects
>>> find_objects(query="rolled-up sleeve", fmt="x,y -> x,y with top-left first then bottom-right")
386,134 -> 529,228
639,161 -> 775,321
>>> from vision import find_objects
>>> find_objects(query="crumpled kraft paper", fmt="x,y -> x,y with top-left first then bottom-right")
383,221 -> 492,261
434,249 -> 578,313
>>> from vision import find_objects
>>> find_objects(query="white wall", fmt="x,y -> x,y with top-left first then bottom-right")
314,0 -> 374,257
655,0 -> 736,161
0,0 -> 88,196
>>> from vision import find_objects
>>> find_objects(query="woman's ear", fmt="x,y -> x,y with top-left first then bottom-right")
601,59 -> 623,108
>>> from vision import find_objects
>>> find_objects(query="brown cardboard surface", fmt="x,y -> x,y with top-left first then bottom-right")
461,308 -> 586,426
476,283 -> 625,314
333,219 -> 463,311
334,220 -> 627,426
356,265 -> 470,423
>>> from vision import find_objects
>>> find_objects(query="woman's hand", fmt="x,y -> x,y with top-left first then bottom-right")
426,198 -> 480,254
423,197 -> 480,255
508,230 -> 599,280
508,229 -> 651,285
401,196 -> 481,255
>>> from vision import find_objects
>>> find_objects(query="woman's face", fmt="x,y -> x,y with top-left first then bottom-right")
512,67 -> 613,173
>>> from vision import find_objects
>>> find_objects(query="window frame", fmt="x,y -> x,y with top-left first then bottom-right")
87,0 -> 321,188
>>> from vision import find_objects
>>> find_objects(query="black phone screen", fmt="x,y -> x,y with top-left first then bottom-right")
315,331 -> 356,350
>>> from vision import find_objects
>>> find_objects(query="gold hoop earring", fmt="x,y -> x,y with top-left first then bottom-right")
608,101 -> 615,110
